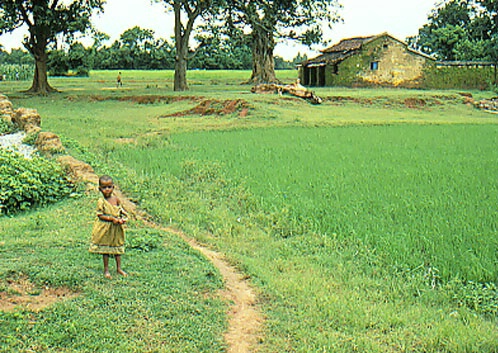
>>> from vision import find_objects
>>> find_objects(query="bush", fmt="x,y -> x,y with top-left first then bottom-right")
126,228 -> 163,252
0,149 -> 73,214
0,64 -> 33,81
0,118 -> 16,135
422,65 -> 494,90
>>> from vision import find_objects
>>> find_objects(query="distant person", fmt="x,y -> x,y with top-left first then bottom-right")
89,175 -> 129,279
116,72 -> 122,87
15,72 -> 19,81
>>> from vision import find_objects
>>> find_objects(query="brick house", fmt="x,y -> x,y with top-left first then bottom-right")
299,32 -> 434,88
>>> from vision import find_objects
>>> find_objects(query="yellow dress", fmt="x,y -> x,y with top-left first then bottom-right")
89,198 -> 127,255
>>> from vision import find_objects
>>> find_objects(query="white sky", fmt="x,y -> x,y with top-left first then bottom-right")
0,0 -> 438,60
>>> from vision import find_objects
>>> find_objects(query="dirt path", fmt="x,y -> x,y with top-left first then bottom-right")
164,227 -> 263,353
114,187 -> 264,352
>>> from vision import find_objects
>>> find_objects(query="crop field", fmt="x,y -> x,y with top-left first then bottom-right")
1,70 -> 497,352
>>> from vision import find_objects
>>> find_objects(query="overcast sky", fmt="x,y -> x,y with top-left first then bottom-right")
0,0 -> 438,60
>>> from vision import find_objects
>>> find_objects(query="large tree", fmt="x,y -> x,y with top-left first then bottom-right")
408,0 -> 495,61
0,0 -> 104,94
225,0 -> 341,83
157,0 -> 224,91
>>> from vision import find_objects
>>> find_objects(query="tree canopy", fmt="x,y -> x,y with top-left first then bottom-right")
409,0 -> 497,61
224,0 -> 341,83
0,0 -> 104,93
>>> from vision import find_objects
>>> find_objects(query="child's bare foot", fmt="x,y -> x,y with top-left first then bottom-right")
117,269 -> 128,277
104,272 -> 112,279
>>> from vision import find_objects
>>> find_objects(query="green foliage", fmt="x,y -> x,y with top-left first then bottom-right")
48,50 -> 70,77
422,65 -> 495,90
0,149 -> 73,214
0,118 -> 16,135
447,280 -> 498,316
0,64 -> 32,81
409,0 -> 496,61
126,228 -> 164,252
21,131 -> 39,146
0,49 -> 33,66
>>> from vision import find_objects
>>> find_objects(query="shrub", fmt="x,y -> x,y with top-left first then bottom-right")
126,228 -> 163,252
0,149 -> 73,214
448,280 -> 498,316
0,118 -> 16,135
22,131 -> 39,146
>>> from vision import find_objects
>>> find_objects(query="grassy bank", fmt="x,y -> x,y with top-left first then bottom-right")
0,197 -> 226,352
1,71 -> 497,352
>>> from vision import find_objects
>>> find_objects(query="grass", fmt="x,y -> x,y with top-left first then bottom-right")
0,197 -> 227,353
1,70 -> 497,352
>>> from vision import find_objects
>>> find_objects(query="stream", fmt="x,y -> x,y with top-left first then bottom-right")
0,131 -> 35,158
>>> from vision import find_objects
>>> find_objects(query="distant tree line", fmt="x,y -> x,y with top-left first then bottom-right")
0,25 -> 306,77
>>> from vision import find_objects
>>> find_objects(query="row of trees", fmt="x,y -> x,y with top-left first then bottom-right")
0,0 -> 340,94
44,26 -> 306,76
408,0 -> 498,61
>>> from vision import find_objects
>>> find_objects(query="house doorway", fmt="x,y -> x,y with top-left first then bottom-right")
319,66 -> 326,86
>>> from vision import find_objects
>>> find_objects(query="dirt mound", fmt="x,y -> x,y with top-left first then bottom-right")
12,108 -> 41,134
86,95 -> 200,105
0,276 -> 79,312
35,131 -> 65,154
404,97 -> 427,108
160,99 -> 250,118
324,95 -> 442,109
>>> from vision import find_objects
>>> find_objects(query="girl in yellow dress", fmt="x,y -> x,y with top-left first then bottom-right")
89,175 -> 128,279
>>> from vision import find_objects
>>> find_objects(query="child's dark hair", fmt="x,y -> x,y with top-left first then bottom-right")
99,175 -> 113,186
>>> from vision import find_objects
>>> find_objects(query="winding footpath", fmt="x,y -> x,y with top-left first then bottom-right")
165,227 -> 263,353
116,186 -> 264,353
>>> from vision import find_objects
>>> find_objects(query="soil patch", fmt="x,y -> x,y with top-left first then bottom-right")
323,95 -> 446,108
81,95 -> 202,105
0,276 -> 79,312
404,97 -> 427,108
160,99 -> 250,118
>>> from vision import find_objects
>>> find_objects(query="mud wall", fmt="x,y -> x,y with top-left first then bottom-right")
327,36 -> 431,88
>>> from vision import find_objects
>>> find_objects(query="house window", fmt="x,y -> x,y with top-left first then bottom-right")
370,61 -> 379,70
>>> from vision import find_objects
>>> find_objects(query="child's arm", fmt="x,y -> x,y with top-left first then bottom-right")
98,213 -> 122,224
117,198 -> 129,223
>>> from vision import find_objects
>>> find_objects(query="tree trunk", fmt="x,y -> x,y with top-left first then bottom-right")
27,46 -> 57,94
174,42 -> 189,91
249,27 -> 278,84
173,2 -> 189,91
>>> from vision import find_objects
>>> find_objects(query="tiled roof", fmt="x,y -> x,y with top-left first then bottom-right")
303,51 -> 355,67
301,32 -> 433,67
321,36 -> 375,54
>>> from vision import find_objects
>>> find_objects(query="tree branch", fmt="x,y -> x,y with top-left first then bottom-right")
17,0 -> 33,28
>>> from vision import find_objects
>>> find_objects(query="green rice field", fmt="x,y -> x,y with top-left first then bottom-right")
0,70 -> 497,352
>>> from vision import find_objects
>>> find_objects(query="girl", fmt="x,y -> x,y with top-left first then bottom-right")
89,175 -> 128,279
